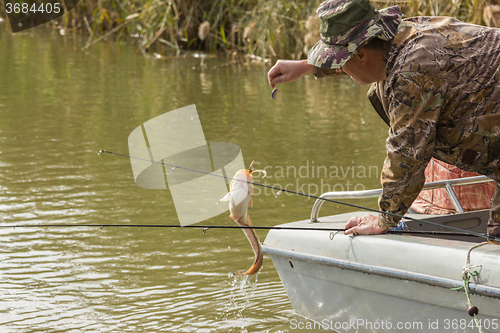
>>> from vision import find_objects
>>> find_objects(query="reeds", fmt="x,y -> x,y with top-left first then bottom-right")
372,0 -> 487,25
23,0 -> 500,58
51,0 -> 321,58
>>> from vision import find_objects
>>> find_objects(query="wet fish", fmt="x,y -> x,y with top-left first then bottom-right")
220,161 -> 266,275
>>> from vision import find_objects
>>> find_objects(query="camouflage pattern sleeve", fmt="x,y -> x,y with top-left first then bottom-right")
377,71 -> 445,229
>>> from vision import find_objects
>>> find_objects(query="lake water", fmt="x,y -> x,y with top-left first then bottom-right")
0,23 -> 388,332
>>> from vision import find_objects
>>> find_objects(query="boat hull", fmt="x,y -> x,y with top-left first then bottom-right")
263,211 -> 500,333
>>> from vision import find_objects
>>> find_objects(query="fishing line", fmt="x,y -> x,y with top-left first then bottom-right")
98,150 -> 499,242
0,223 -> 476,237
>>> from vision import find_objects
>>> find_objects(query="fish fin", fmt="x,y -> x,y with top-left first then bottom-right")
220,192 -> 231,202
229,187 -> 250,207
231,257 -> 263,276
229,214 -> 242,222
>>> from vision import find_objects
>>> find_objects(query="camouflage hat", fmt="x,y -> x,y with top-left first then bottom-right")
308,0 -> 402,69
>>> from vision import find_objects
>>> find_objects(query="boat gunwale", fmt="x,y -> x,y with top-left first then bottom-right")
262,245 -> 500,299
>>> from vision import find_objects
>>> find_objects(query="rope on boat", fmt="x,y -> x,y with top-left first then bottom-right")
452,241 -> 489,333
463,242 -> 489,278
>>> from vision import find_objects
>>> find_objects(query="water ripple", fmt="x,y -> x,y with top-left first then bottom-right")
0,27 -> 382,332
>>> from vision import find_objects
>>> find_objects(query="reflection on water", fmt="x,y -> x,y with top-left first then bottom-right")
0,226 -> 295,332
0,24 -> 387,332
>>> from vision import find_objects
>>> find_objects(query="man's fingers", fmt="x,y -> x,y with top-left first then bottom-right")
344,216 -> 361,234
344,226 -> 358,235
344,215 -> 386,236
267,64 -> 284,87
268,68 -> 288,87
345,216 -> 360,228
270,74 -> 287,88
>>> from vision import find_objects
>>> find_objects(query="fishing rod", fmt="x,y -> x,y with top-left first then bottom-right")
98,150 -> 499,242
0,223 -> 477,237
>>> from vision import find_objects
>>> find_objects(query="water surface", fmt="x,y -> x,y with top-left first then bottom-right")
0,24 -> 387,332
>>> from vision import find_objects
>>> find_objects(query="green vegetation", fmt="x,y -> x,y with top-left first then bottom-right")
66,0 -> 321,60
4,0 -> 498,59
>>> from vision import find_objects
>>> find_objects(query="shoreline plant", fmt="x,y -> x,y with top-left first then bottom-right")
1,0 -> 498,59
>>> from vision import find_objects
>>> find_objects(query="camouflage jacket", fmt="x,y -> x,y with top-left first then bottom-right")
316,17 -> 500,228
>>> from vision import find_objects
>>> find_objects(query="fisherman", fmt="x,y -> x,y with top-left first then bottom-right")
267,0 -> 500,243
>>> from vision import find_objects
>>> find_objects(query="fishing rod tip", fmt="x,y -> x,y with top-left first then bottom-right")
98,150 -> 105,155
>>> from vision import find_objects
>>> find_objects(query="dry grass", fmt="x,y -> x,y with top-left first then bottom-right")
5,0 -> 498,59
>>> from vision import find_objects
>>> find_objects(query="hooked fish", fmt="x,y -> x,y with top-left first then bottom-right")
220,161 -> 266,275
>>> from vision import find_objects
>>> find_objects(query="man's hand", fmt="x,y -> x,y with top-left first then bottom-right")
344,214 -> 389,236
267,60 -> 315,88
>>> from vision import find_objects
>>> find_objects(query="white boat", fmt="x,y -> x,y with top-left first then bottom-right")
262,176 -> 500,333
